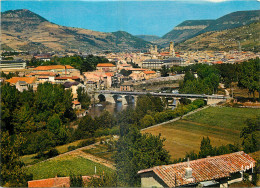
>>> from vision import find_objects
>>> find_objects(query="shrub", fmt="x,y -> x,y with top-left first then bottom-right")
77,138 -> 96,148
46,148 -> 60,158
68,146 -> 77,151
192,99 -> 205,108
140,115 -> 156,128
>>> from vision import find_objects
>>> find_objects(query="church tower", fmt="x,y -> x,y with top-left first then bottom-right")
169,42 -> 175,56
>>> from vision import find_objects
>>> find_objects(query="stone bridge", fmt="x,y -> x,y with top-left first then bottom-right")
91,90 -> 229,107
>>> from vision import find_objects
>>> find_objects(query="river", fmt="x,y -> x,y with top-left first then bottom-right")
88,101 -> 135,117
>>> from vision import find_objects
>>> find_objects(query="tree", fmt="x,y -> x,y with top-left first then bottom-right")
77,87 -> 91,109
240,117 -> 260,153
70,175 -> 83,187
140,115 -> 155,128
120,69 -> 132,76
238,58 -> 260,100
0,131 -> 32,187
160,65 -> 169,77
114,128 -> 170,186
199,136 -> 213,158
87,173 -> 118,187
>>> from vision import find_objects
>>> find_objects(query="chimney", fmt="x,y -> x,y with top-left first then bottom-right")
185,158 -> 193,179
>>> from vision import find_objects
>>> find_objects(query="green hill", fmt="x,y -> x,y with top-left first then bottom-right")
1,9 -> 151,53
159,10 -> 260,47
161,20 -> 214,44
177,22 -> 260,52
201,10 -> 260,33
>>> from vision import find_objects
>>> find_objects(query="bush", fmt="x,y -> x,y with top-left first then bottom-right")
77,138 -> 96,148
192,99 -> 205,108
140,115 -> 156,128
46,148 -> 60,158
179,98 -> 191,105
68,146 -> 77,151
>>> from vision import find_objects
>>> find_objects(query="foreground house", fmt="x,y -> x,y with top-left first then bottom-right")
28,176 -> 92,187
138,151 -> 255,187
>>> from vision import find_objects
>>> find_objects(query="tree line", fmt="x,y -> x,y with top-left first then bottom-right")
171,58 -> 259,100
27,54 -> 110,73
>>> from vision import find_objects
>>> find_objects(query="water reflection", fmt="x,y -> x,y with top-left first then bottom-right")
88,101 -> 135,117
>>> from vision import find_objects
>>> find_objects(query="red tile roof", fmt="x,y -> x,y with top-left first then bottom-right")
6,77 -> 37,84
143,71 -> 156,74
72,100 -> 81,105
33,65 -> 74,71
28,176 -> 91,187
138,151 -> 255,187
105,72 -> 114,77
96,63 -> 116,67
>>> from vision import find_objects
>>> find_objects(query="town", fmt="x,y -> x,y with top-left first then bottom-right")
1,2 -> 260,188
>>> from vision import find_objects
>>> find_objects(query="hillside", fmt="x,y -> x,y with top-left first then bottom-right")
159,10 -> 260,47
1,9 -> 151,53
161,20 -> 214,44
176,22 -> 260,52
135,35 -> 161,42
201,10 -> 260,33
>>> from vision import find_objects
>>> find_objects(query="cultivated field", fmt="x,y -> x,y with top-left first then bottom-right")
142,107 -> 260,159
26,154 -> 114,180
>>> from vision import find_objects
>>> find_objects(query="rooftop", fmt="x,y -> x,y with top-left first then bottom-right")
33,65 -> 74,71
138,151 -> 255,187
96,63 -> 116,67
6,77 -> 37,84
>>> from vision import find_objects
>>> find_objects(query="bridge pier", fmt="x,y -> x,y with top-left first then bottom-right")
105,94 -> 116,104
121,95 -> 128,105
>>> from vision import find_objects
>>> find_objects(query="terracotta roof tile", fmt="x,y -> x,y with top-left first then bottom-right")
6,77 -> 37,84
96,63 -> 116,67
143,71 -> 156,74
33,65 -> 74,71
138,151 -> 255,187
28,176 -> 91,187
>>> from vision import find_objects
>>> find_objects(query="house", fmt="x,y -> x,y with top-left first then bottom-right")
138,151 -> 255,188
142,57 -> 184,70
6,77 -> 37,91
72,100 -> 81,109
143,70 -> 157,80
120,81 -> 134,91
96,63 -> 116,72
33,65 -> 77,76
0,59 -> 26,70
28,176 -> 92,187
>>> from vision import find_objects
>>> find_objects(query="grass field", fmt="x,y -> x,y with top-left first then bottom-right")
21,136 -> 109,166
142,107 -> 260,160
83,144 -> 115,162
25,155 -> 114,180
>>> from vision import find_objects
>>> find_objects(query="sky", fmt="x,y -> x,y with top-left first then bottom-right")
1,0 -> 260,36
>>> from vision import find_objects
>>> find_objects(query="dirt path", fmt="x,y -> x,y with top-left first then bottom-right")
31,136 -> 118,169
69,150 -> 115,169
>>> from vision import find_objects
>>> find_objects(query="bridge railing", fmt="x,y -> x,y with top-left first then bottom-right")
96,90 -> 229,99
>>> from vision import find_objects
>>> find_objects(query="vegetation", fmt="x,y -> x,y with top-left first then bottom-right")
0,131 -> 32,187
114,128 -> 170,186
172,58 -> 260,99
143,107 -> 260,159
240,117 -> 260,153
27,54 -> 109,73
26,155 -> 114,180
70,175 -> 84,187
178,22 -> 260,52
0,71 -> 19,79
77,87 -> 91,109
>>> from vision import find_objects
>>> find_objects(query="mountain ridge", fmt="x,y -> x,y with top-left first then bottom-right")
1,9 -> 152,53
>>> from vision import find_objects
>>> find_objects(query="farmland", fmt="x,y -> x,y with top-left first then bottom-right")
142,107 -> 260,159
25,154 -> 114,180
